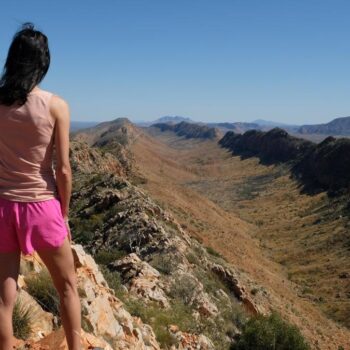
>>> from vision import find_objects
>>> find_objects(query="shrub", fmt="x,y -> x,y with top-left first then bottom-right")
99,265 -> 126,300
149,254 -> 177,275
205,245 -> 223,258
69,213 -> 105,245
168,274 -> 198,304
94,248 -> 127,265
24,269 -> 60,318
197,299 -> 249,350
231,311 -> 310,350
123,298 -> 196,348
186,251 -> 200,265
12,298 -> 32,339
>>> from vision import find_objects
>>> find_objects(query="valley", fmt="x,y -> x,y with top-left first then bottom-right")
130,125 -> 350,349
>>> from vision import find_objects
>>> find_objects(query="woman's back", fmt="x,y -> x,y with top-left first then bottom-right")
0,88 -> 58,201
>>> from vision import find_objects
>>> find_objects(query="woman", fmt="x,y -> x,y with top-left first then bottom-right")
0,23 -> 81,350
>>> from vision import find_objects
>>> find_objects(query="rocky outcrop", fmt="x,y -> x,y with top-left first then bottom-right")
291,136 -> 350,194
15,244 -> 161,350
108,253 -> 170,308
168,325 -> 215,350
151,121 -> 220,140
205,261 -> 264,316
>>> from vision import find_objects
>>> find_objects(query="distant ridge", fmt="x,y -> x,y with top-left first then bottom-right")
207,122 -> 262,134
298,116 -> 350,135
151,121 -> 220,140
252,119 -> 299,128
134,115 -> 193,127
219,127 -> 350,194
154,115 -> 193,124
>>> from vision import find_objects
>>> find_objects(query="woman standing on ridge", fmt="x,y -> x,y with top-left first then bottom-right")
0,23 -> 82,349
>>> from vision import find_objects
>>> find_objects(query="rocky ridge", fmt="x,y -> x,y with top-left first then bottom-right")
219,127 -> 350,194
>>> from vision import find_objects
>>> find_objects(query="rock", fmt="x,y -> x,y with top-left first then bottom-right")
207,262 -> 261,315
17,243 -> 161,350
194,292 -> 219,317
71,245 -> 161,349
339,272 -> 350,279
108,253 -> 170,308
169,271 -> 219,317
14,327 -> 113,350
20,254 -> 44,274
168,324 -> 215,350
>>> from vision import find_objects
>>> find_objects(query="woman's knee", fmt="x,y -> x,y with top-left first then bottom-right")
54,272 -> 78,298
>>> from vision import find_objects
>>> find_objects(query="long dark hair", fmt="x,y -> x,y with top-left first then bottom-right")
0,22 -> 50,106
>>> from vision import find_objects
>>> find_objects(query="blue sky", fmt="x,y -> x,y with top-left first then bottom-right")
0,0 -> 349,124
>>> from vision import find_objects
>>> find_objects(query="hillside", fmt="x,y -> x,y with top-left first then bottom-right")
299,116 -> 350,136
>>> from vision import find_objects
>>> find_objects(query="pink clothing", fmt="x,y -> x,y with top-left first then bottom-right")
0,196 -> 68,255
0,88 -> 58,201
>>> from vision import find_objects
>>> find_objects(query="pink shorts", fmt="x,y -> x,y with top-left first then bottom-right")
0,196 -> 69,256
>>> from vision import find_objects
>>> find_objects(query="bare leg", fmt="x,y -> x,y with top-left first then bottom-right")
0,250 -> 20,350
36,236 -> 82,350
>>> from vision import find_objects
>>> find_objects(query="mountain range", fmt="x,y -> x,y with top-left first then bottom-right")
73,115 -> 350,138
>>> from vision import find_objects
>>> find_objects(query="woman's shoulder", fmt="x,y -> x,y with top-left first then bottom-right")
49,93 -> 70,123
36,88 -> 65,101
36,89 -> 69,109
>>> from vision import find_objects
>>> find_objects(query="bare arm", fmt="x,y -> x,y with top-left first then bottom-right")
50,95 -> 72,219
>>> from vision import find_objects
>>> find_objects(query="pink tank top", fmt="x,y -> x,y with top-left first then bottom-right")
0,88 -> 59,201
